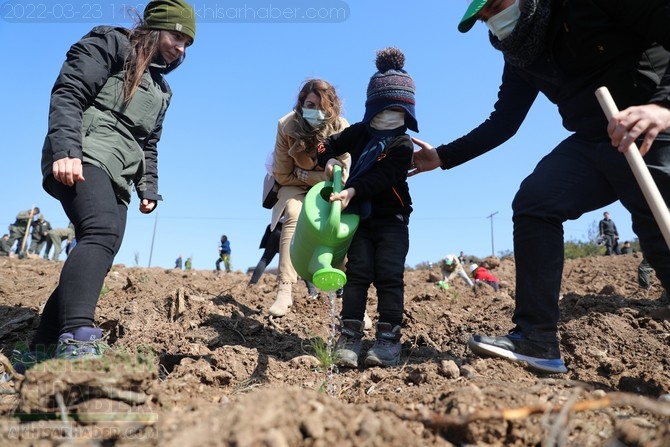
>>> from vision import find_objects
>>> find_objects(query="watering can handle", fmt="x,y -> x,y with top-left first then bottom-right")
327,165 -> 343,235
332,164 -> 343,194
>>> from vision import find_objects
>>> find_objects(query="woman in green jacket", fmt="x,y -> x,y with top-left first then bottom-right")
22,0 -> 196,368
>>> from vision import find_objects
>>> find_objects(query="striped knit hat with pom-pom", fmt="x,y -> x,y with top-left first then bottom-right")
362,47 -> 418,132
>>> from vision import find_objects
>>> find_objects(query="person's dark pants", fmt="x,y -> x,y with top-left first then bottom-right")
484,280 -> 500,292
249,228 -> 281,284
8,225 -> 27,255
249,248 -> 278,284
29,236 -> 47,255
604,234 -> 620,255
32,166 -> 127,348
512,135 -> 670,342
341,215 -> 409,327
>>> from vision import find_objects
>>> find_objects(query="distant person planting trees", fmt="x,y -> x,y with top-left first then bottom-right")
14,0 -> 196,372
599,211 -> 620,255
410,0 -> 670,374
44,222 -> 75,261
0,234 -> 11,257
441,254 -> 474,288
470,263 -> 500,292
7,207 -> 40,256
215,235 -> 231,273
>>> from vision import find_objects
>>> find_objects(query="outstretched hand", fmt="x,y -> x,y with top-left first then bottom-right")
608,103 -> 670,156
408,137 -> 443,177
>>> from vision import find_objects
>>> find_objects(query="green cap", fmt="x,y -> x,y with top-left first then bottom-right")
144,0 -> 196,43
458,0 -> 489,33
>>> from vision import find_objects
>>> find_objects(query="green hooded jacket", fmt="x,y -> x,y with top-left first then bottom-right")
42,26 -> 180,205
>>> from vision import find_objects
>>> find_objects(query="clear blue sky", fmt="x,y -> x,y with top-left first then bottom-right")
0,1 -> 635,271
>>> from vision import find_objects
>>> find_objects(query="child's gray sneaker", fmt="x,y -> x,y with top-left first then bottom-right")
364,323 -> 401,367
334,319 -> 364,368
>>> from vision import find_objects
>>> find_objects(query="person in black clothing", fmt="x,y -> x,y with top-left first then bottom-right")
0,234 -> 11,257
318,47 -> 415,369
29,214 -> 52,256
410,0 -> 670,374
249,223 -> 282,285
599,212 -> 620,255
248,221 -> 320,298
8,207 -> 40,256
458,251 -> 467,265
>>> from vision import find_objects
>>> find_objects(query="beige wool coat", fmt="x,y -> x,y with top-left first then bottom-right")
270,111 -> 350,230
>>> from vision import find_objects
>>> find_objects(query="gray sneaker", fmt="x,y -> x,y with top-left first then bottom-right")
334,319 -> 364,368
468,330 -> 567,374
56,327 -> 106,360
364,323 -> 401,367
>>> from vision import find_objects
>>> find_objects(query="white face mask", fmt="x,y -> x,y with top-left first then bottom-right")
302,108 -> 326,127
486,0 -> 520,40
370,109 -> 405,130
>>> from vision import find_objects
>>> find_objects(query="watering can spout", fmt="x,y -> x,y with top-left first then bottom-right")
290,165 -> 359,291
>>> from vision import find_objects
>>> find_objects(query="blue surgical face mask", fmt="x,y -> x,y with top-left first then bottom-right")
302,108 -> 326,127
486,0 -> 520,40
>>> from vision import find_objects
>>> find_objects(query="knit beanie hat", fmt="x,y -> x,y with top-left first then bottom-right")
362,47 -> 418,132
144,0 -> 196,43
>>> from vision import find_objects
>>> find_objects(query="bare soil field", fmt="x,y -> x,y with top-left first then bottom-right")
1,253 -> 669,446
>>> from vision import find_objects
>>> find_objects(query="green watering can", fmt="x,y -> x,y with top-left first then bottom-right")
290,165 -> 360,291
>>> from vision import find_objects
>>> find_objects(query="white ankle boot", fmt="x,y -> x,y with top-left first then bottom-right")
269,282 -> 293,317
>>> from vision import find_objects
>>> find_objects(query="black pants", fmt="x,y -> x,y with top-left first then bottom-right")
32,166 -> 127,347
249,225 -> 281,284
511,135 -> 670,342
249,249 -> 277,284
341,214 -> 409,327
604,234 -> 620,255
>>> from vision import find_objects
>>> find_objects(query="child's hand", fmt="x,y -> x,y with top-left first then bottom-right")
329,187 -> 355,209
325,158 -> 343,179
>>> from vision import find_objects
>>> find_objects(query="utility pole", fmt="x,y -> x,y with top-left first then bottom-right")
487,211 -> 498,256
148,211 -> 158,267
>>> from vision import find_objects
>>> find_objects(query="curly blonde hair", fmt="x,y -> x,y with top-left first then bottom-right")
292,79 -> 346,154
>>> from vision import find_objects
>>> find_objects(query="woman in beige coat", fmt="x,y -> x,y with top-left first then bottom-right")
268,79 -> 350,317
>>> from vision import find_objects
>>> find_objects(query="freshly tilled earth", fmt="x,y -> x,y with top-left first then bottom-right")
0,253 -> 669,446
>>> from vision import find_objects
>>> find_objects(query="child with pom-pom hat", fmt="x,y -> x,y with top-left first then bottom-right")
316,47 -> 417,369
